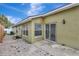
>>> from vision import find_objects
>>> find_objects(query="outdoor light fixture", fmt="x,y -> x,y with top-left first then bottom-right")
63,19 -> 65,24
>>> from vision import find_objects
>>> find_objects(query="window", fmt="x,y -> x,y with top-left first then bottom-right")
25,25 -> 28,35
35,24 -> 42,36
23,25 -> 28,35
23,27 -> 25,35
16,27 -> 18,33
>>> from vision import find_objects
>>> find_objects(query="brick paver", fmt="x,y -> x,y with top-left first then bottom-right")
0,35 -> 79,56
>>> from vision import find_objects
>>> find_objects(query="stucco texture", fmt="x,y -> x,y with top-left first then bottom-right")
44,6 -> 79,49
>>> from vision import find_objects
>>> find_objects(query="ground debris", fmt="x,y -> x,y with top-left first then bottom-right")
0,35 -> 79,56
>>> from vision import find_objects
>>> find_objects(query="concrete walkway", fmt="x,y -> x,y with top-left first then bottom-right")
0,35 -> 79,56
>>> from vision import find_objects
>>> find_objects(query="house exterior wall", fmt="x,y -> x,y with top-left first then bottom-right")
12,27 -> 16,34
13,25 -> 23,36
16,26 -> 21,36
13,5 -> 79,49
18,25 -> 22,37
31,18 -> 44,43
21,21 -> 33,43
44,5 -> 79,49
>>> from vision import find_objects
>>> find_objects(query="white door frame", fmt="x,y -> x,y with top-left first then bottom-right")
45,23 -> 56,41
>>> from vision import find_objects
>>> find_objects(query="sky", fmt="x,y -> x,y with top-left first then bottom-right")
0,3 -> 69,24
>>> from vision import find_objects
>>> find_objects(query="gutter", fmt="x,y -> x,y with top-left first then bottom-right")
13,3 -> 79,27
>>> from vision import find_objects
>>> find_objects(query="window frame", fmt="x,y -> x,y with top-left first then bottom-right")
22,24 -> 28,36
34,23 -> 42,36
25,25 -> 28,36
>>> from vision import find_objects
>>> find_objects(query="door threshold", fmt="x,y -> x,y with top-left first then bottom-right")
45,39 -> 56,44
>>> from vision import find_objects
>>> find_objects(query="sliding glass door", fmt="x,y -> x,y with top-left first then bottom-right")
50,24 -> 56,41
46,24 -> 49,39
45,24 -> 56,41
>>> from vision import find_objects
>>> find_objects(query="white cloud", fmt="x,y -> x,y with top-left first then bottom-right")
6,16 -> 21,24
27,3 -> 45,16
21,3 -> 26,5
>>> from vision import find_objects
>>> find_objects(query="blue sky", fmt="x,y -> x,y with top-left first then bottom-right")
0,3 -> 69,24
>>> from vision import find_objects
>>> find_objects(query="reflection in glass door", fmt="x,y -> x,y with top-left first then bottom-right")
46,24 -> 49,39
50,24 -> 56,41
45,24 -> 56,41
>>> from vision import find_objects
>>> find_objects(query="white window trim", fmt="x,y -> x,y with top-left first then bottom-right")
35,23 -> 42,36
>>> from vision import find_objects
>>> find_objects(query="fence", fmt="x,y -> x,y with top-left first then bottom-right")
0,24 -> 5,43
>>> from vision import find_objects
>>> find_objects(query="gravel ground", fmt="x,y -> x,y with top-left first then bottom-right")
0,35 -> 79,56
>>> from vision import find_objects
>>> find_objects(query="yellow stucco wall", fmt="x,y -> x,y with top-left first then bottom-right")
44,6 -> 79,49
31,18 -> 44,43
13,5 -> 79,49
12,27 -> 16,34
18,18 -> 44,43
21,21 -> 33,43
16,25 -> 22,37
13,21 -> 32,43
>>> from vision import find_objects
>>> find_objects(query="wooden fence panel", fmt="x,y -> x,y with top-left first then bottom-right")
0,24 -> 5,43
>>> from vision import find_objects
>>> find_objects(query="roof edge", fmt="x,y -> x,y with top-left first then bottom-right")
13,3 -> 79,27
